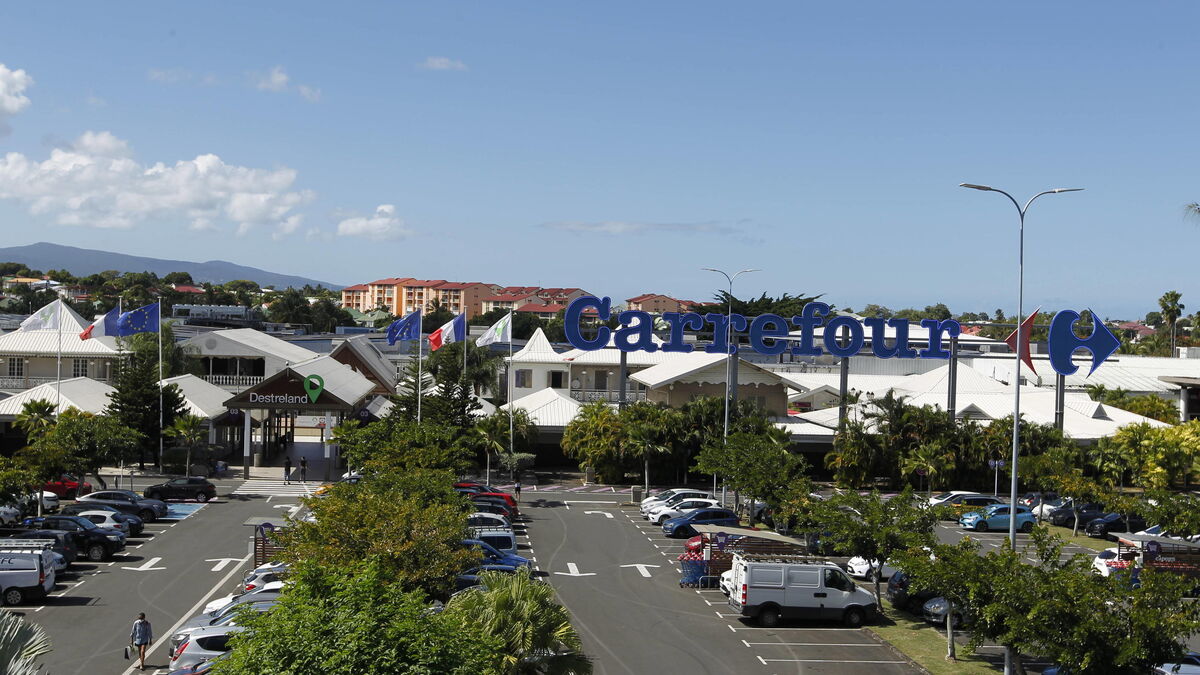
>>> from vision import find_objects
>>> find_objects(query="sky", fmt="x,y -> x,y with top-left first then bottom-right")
0,2 -> 1197,320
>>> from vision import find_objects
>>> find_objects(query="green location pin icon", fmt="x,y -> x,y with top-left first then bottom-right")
303,374 -> 325,403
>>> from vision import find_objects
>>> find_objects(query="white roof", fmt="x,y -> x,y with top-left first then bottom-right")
0,377 -> 115,418
630,353 -> 784,389
187,328 -> 317,364
161,374 -> 230,419
508,328 -> 562,364
499,388 -> 583,428
0,303 -> 122,358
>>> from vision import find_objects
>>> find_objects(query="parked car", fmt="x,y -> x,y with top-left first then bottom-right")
143,477 -> 217,502
0,549 -> 56,605
42,474 -> 92,499
887,569 -> 937,613
470,500 -> 515,520
454,563 -> 519,591
167,652 -> 228,675
0,504 -> 21,525
936,494 -> 1004,519
467,512 -> 511,529
242,567 -> 286,593
77,490 -> 168,521
726,554 -> 877,627
846,556 -> 898,580
1017,491 -> 1057,509
204,580 -> 285,614
959,504 -> 1037,533
60,503 -> 143,535
928,491 -> 978,507
455,481 -> 502,492
71,510 -> 130,534
170,625 -> 244,670
922,596 -> 969,628
462,538 -> 530,569
641,490 -> 713,516
1033,496 -> 1071,520
1085,512 -> 1148,539
173,600 -> 276,650
646,498 -> 721,525
474,492 -> 519,514
1048,502 -> 1106,528
1153,651 -> 1200,674
0,539 -> 67,573
470,528 -> 518,557
19,492 -> 59,514
2,530 -> 78,565
20,515 -> 125,561
662,508 -> 738,538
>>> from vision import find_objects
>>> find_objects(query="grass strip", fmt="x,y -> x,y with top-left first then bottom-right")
867,605 -> 998,675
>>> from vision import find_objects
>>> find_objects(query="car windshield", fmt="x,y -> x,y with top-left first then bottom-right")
65,517 -> 97,530
932,492 -> 954,500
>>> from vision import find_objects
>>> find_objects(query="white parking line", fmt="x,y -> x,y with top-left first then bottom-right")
762,658 -> 908,664
728,625 -> 864,632
741,639 -> 882,647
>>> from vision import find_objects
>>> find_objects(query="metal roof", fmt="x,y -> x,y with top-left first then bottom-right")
161,374 -> 232,419
0,377 -> 115,418
499,388 -> 583,428
630,353 -> 785,389
185,328 -> 317,364
290,355 -> 376,406
330,336 -> 399,391
508,328 -> 562,363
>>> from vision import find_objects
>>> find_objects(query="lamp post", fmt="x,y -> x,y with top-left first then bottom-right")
960,183 -> 1081,675
701,267 -> 759,503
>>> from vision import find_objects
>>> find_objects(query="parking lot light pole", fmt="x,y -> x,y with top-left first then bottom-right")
960,182 -> 1081,675
702,267 -> 759,505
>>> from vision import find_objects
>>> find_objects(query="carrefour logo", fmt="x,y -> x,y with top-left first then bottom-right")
563,296 -> 1120,377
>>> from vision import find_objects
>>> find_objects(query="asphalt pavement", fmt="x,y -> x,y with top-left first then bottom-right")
523,491 -> 919,674
13,476 -> 304,675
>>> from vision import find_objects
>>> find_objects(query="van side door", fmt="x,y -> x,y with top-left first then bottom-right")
784,567 -> 822,620
746,565 -> 785,612
819,567 -> 858,620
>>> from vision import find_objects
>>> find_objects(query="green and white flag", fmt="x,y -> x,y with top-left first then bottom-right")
476,312 -> 513,347
19,299 -> 63,332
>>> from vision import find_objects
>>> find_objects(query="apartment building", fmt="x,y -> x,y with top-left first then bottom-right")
626,293 -> 696,313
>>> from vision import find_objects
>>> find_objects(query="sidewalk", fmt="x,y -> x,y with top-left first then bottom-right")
98,439 -> 343,484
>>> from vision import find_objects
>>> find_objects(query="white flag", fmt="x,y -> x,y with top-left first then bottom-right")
20,300 -> 63,332
475,312 -> 513,347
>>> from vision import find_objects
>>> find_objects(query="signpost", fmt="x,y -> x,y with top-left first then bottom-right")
988,459 -> 1006,497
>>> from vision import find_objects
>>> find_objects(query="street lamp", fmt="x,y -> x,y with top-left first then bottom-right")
960,182 -> 1081,675
701,267 -> 759,503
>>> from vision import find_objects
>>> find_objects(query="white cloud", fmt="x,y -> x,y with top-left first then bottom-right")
542,220 -> 736,235
418,56 -> 467,71
256,66 -> 290,92
0,63 -> 33,137
297,85 -> 321,103
336,204 -> 411,241
0,130 -> 314,234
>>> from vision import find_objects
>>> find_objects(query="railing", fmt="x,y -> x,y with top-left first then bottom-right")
203,375 -> 266,388
569,390 -> 648,403
0,376 -> 110,390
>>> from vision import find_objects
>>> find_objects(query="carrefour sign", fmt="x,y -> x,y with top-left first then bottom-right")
563,296 -> 1120,377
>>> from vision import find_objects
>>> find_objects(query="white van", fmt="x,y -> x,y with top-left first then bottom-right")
0,549 -> 56,605
470,528 -> 518,557
727,554 -> 877,628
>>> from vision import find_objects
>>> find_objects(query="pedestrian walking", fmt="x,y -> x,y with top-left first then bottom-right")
299,456 -> 308,482
514,480 -> 522,502
129,612 -> 152,670
283,456 -> 292,484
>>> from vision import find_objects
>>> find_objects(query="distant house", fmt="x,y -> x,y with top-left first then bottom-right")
1115,321 -> 1156,341
172,284 -> 207,295
626,293 -> 691,313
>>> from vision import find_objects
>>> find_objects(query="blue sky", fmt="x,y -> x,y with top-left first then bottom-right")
0,2 -> 1196,319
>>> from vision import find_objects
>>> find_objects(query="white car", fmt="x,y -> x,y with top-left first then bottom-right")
1154,652 -> 1200,674
719,569 -> 734,596
928,491 -> 977,507
0,504 -> 21,525
647,498 -> 721,525
467,512 -> 511,529
242,562 -> 287,592
1033,497 -> 1070,520
640,488 -> 690,509
203,580 -> 285,614
171,625 -> 245,670
74,510 -> 129,533
640,490 -> 714,517
846,556 -> 898,580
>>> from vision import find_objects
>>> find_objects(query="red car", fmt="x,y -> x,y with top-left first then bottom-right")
43,474 -> 92,499
475,492 -> 519,514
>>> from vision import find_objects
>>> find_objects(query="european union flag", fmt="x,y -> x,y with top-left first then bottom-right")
116,302 -> 160,337
386,310 -> 421,345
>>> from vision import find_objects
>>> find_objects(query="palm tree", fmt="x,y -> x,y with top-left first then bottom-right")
1159,290 -> 1185,356
14,400 -> 56,442
448,570 -> 591,674
625,417 -> 671,495
165,414 -> 206,475
475,410 -> 539,481
0,610 -> 52,675
900,442 -> 951,498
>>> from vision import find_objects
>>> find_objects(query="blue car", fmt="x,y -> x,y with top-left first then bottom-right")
958,504 -> 1036,533
662,508 -> 738,537
462,538 -> 530,569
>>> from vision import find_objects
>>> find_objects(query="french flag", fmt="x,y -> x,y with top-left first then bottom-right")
428,314 -> 466,351
79,307 -> 119,341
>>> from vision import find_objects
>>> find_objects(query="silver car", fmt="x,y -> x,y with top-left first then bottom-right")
170,625 -> 245,670
171,600 -> 275,650
77,490 -> 168,521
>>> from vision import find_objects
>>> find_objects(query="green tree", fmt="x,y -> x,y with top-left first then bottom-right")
165,414 -> 207,476
32,409 -> 141,489
694,429 -> 802,523
428,341 -> 502,397
620,403 -> 682,493
0,610 -> 52,675
474,410 -> 538,482
1159,290 -> 1185,354
214,561 -> 502,675
105,355 -> 187,469
561,402 -> 626,483
894,538 -> 982,661
13,400 -> 56,442
899,441 -> 952,498
446,571 -> 590,675
335,416 -> 475,475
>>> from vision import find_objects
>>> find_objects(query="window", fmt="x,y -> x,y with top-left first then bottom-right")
823,568 -> 851,592
7,358 -> 22,377
548,371 -> 566,389
72,359 -> 88,378
594,370 -> 609,390
787,568 -> 819,587
515,370 -> 532,388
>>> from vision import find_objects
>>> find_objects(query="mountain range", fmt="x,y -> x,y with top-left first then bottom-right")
0,242 -> 342,290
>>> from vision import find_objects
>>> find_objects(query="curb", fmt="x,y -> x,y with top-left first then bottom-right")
864,625 -> 933,675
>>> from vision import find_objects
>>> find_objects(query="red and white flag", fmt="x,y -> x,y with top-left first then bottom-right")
428,314 -> 466,351
79,307 -> 119,341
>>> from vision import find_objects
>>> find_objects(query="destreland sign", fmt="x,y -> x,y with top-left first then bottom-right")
562,296 -> 1120,377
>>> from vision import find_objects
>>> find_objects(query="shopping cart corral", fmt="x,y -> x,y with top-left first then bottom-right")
678,524 -> 812,589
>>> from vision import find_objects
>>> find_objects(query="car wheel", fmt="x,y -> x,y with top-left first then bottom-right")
975,522 -> 989,532
757,606 -> 781,628
843,606 -> 866,628
656,515 -> 668,525
197,492 -> 211,503
139,509 -> 155,522
3,587 -> 24,606
86,544 -> 106,562
1021,521 -> 1034,533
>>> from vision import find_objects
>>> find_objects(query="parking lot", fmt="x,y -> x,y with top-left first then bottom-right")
523,489 -> 918,674
0,476 -> 305,675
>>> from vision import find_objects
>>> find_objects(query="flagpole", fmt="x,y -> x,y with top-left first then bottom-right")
416,312 -> 423,423
55,300 -> 62,412
507,312 -> 513,481
157,298 -> 163,473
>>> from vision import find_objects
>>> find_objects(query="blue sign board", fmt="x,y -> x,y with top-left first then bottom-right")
563,296 -> 1119,377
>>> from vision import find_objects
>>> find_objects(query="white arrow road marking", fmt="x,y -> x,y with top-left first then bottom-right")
619,563 -> 660,577
553,562 -> 596,577
121,556 -> 165,571
205,558 -> 244,572
584,511 -> 613,519
272,504 -> 302,516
